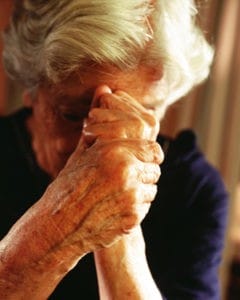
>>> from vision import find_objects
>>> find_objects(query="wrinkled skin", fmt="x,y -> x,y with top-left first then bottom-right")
23,67 -> 163,252
0,66 -> 164,299
52,137 -> 162,251
36,85 -> 163,253
80,88 -> 164,299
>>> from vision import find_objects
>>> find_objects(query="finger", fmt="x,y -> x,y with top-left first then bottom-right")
92,138 -> 164,165
121,139 -> 164,165
83,121 -> 149,142
83,113 -> 134,146
114,90 -> 150,114
134,183 -> 158,204
96,91 -> 145,115
113,91 -> 159,130
136,162 -> 161,184
120,204 -> 151,232
86,108 -> 157,140
83,122 -> 128,145
84,108 -> 153,144
92,85 -> 112,108
120,201 -> 152,232
93,92 -> 159,139
114,90 -> 160,129
88,108 -> 130,123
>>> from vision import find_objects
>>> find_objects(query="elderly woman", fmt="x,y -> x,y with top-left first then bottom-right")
0,1 -> 228,299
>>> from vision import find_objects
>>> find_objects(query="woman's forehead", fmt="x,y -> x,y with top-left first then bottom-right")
43,66 -> 136,99
38,64 -> 159,110
46,65 -> 121,93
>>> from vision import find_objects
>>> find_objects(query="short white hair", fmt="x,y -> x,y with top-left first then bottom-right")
3,0 -> 214,114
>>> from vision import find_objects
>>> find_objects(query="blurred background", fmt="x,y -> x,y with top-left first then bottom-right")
0,1 -> 240,299
161,1 -> 240,298
161,1 -> 240,299
160,1 -> 240,298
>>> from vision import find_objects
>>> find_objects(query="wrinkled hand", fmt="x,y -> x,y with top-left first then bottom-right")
87,87 -> 164,299
47,86 -> 163,254
82,86 -> 160,145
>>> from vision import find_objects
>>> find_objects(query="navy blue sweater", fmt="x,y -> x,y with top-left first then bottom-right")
0,108 -> 228,299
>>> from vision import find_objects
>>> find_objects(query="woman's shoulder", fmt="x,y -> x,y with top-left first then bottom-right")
0,107 -> 30,134
158,129 -> 202,167
157,129 -> 228,207
158,129 -> 223,183
0,108 -> 30,154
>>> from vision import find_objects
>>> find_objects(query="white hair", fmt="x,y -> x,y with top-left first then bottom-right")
3,0 -> 214,114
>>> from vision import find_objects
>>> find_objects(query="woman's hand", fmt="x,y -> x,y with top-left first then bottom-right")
50,85 -> 163,252
82,86 -> 160,146
87,86 -> 164,299
53,137 -> 162,252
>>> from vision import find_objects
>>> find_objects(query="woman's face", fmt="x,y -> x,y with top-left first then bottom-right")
26,65 -> 162,178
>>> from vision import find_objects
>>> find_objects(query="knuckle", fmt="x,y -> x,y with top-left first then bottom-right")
152,164 -> 161,183
152,142 -> 164,164
150,184 -> 158,199
153,164 -> 161,181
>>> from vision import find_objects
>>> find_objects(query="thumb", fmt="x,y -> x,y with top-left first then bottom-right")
78,85 -> 112,151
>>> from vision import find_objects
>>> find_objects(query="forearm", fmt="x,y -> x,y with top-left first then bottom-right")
94,226 -> 163,300
0,251 -> 80,300
0,186 -> 86,299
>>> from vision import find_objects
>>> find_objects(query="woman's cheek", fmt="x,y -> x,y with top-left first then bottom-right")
55,135 -> 80,157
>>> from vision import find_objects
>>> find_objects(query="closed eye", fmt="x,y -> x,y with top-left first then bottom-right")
62,113 -> 83,122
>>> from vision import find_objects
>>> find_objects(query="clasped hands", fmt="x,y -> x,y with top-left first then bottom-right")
50,85 -> 164,255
